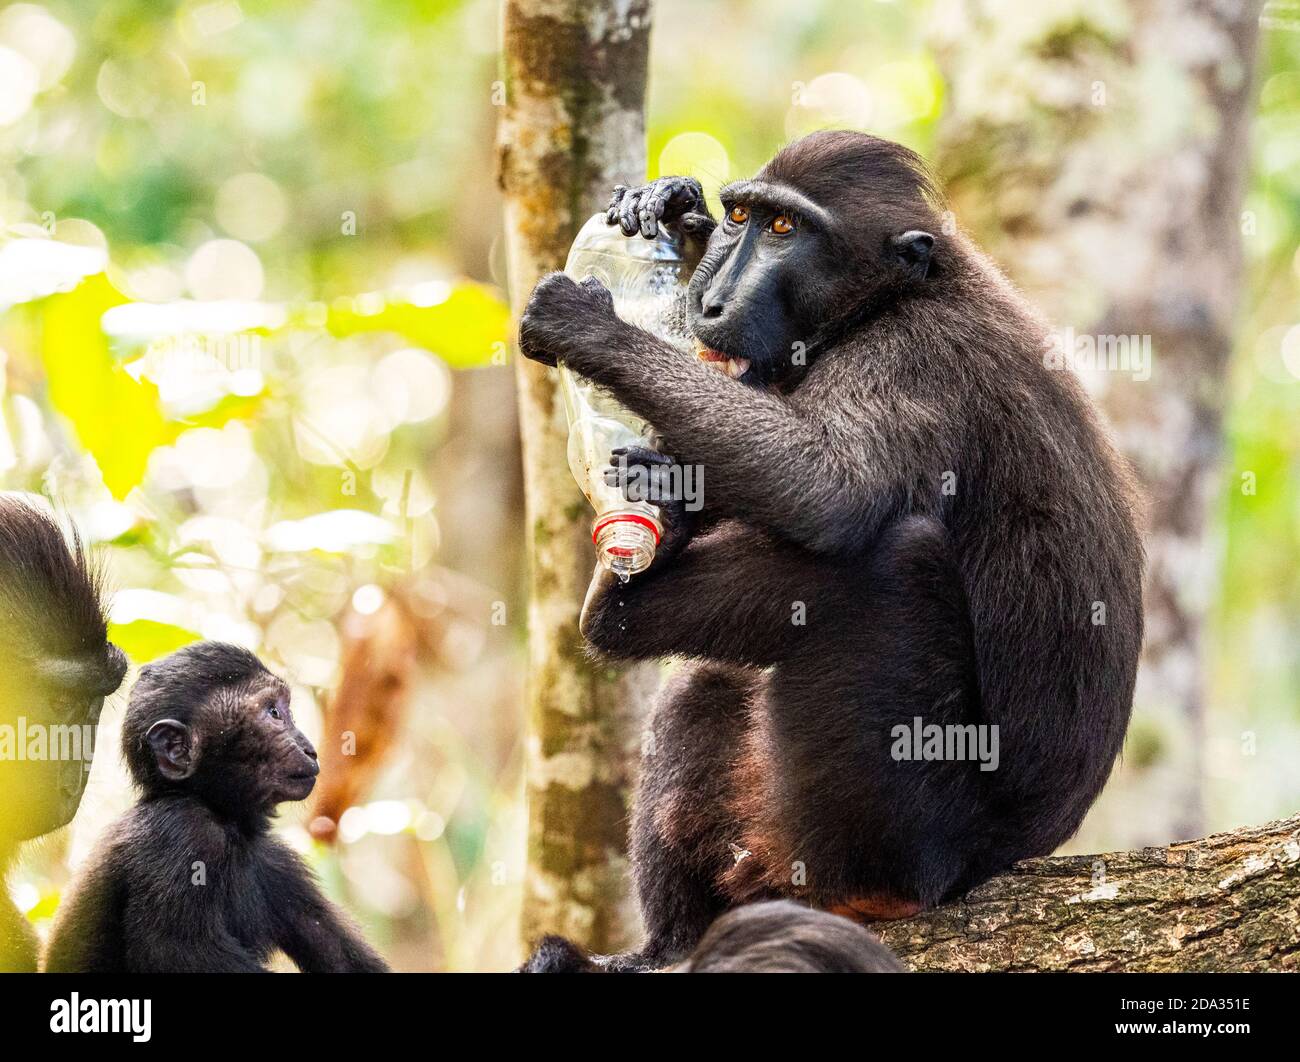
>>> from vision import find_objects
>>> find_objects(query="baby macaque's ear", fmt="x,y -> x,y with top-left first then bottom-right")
146,719 -> 196,781
890,230 -> 935,279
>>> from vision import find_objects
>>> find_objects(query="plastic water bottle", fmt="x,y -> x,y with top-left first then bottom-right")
560,213 -> 692,579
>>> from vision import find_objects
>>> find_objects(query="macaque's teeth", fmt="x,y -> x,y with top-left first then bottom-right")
697,349 -> 749,378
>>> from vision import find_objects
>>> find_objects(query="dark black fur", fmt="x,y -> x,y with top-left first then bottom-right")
0,496 -> 127,971
519,131 -> 1144,970
521,900 -> 904,973
43,642 -> 388,972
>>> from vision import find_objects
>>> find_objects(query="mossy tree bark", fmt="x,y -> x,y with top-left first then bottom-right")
877,814 -> 1300,971
497,0 -> 656,954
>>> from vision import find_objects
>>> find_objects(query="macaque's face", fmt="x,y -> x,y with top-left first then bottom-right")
134,657 -> 320,816
201,677 -> 320,810
0,672 -> 107,842
688,189 -> 827,388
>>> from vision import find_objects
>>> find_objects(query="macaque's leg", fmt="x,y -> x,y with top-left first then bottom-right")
726,514 -> 984,911
618,662 -> 763,970
581,523 -> 850,668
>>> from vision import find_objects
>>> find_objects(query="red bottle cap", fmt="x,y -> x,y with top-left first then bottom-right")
591,513 -> 661,547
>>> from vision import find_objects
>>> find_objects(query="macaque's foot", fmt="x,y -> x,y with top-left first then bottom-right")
590,950 -> 664,973
517,937 -> 661,974
517,273 -> 619,368
605,445 -> 698,559
517,936 -> 600,973
607,176 -> 710,239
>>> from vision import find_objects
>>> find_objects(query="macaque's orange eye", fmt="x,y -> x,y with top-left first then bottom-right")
770,215 -> 794,235
728,205 -> 749,224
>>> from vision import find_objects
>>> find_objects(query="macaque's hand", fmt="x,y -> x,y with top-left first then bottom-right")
607,177 -> 714,241
517,273 -> 618,369
604,445 -> 698,562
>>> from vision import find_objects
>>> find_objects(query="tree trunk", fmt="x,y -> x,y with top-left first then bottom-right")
877,814 -> 1300,971
497,0 -> 656,953
931,0 -> 1263,848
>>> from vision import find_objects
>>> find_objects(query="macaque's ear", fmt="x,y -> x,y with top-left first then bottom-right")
890,230 -> 935,278
146,719 -> 196,781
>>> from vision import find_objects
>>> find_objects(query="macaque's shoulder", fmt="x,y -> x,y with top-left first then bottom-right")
114,796 -> 235,863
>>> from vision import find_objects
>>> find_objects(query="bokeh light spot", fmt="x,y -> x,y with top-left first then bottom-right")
0,5 -> 75,90
786,71 -> 874,139
184,239 -> 265,300
216,172 -> 289,242
0,44 -> 38,125
657,131 -> 730,206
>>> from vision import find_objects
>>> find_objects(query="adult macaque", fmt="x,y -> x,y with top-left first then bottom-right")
518,131 -> 1143,970
0,497 -> 127,971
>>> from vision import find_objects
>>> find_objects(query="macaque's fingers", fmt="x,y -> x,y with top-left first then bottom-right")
605,185 -> 629,226
671,177 -> 705,215
610,445 -> 675,466
679,212 -> 717,240
640,183 -> 669,239
606,446 -> 676,501
645,177 -> 708,238
618,188 -> 643,236
517,272 -> 583,366
577,275 -> 615,312
608,177 -> 709,241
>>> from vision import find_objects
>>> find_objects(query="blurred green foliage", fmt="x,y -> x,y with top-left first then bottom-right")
0,0 -> 1296,970
1214,12 -> 1300,822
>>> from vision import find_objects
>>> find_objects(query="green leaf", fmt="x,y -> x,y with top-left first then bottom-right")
24,890 -> 60,923
37,275 -> 179,499
107,619 -> 200,664
326,280 -> 509,369
179,391 -> 266,429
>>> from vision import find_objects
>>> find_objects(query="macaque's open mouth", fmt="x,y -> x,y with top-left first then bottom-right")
697,346 -> 751,380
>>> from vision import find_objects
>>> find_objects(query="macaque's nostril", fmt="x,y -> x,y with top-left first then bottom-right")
701,291 -> 725,318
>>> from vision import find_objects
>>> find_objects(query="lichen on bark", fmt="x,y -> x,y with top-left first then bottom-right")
877,814 -> 1300,971
498,0 -> 655,955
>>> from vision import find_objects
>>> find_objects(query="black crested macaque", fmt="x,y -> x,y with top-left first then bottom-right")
0,496 -> 127,972
518,130 -> 1144,971
44,642 -> 388,972
522,901 -> 904,973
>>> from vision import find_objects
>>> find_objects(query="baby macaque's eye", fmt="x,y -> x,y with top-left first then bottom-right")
770,214 -> 795,235
266,701 -> 282,720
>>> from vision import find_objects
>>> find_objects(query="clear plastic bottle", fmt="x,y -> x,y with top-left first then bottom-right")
561,213 -> 692,580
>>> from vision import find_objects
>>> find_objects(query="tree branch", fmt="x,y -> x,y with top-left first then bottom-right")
875,815 -> 1300,972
